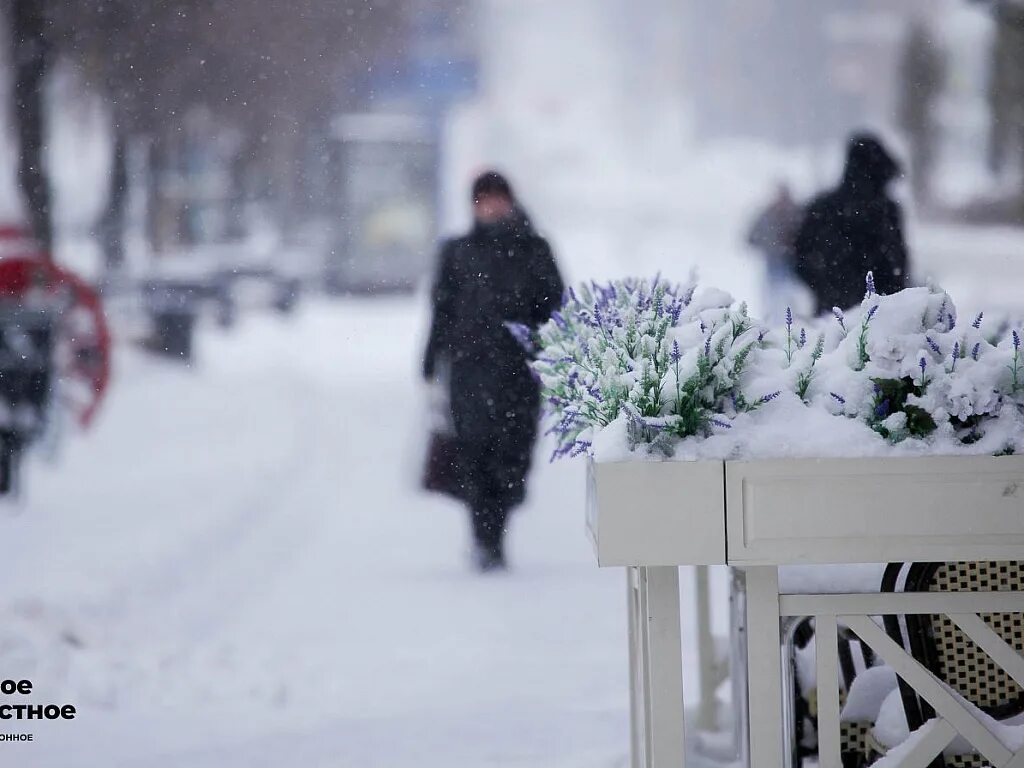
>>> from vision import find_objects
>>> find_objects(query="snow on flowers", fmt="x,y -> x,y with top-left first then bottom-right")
516,274 -> 1024,460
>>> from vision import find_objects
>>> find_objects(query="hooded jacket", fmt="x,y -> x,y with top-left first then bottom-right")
794,134 -> 910,314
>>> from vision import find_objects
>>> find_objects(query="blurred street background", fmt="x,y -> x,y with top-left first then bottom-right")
0,1 -> 1022,765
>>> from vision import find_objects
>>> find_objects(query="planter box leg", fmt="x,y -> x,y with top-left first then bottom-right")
628,567 -> 643,768
696,564 -> 718,732
628,565 -> 686,768
746,566 -> 784,768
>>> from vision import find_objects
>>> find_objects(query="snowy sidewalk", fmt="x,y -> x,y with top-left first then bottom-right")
0,298 -> 671,767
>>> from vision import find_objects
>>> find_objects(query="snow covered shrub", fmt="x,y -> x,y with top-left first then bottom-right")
529,273 -> 1024,460
517,277 -> 770,458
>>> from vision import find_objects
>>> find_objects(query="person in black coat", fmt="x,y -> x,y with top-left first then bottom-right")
423,171 -> 564,571
794,133 -> 910,315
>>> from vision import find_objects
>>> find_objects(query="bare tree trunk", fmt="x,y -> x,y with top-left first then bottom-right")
99,129 -> 128,272
11,0 -> 53,256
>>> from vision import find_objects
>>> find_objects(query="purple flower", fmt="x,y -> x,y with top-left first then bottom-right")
972,342 -> 981,361
926,336 -> 942,356
759,391 -> 782,404
703,336 -> 712,358
552,311 -> 568,330
947,312 -> 956,330
919,357 -> 928,377
670,301 -> 683,325
798,327 -> 807,348
832,307 -> 847,331
758,329 -> 766,343
865,271 -> 876,297
874,398 -> 890,419
670,340 -> 682,364
951,342 -> 960,371
972,312 -> 984,329
785,306 -> 793,330
1014,330 -> 1021,351
866,305 -> 879,322
568,285 -> 579,304
569,440 -> 592,458
830,392 -> 846,405
711,418 -> 733,430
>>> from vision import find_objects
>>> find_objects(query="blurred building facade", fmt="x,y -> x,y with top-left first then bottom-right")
684,0 -> 932,146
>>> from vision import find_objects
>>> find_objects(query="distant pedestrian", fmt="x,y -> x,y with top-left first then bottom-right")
746,182 -> 803,319
422,171 -> 564,572
794,133 -> 910,315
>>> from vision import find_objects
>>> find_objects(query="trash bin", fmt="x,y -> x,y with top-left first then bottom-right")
153,308 -> 196,360
144,280 -> 200,362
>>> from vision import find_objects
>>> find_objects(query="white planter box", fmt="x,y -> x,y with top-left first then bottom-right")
727,454 -> 1024,565
587,459 -> 726,566
588,454 -> 1024,567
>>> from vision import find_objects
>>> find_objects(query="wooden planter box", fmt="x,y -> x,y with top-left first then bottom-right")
589,454 -> 1024,568
587,459 -> 726,567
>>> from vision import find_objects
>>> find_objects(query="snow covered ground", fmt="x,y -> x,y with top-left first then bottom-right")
0,299 -> 732,766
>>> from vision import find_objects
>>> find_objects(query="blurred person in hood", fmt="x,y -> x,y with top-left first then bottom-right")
793,133 -> 909,315
746,181 -> 803,319
423,171 -> 564,572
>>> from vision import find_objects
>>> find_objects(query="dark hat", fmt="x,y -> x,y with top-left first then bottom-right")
471,170 -> 514,202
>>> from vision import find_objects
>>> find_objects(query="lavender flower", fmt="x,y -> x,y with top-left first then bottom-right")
703,336 -> 712,358
832,307 -> 847,332
919,357 -> 928,383
947,312 -> 956,331
926,336 -> 942,356
1014,330 -> 1021,351
865,271 -> 876,298
830,392 -> 846,405
972,312 -> 984,330
569,440 -> 592,458
875,398 -> 890,419
711,418 -> 733,430
670,340 -> 682,364
758,391 -> 782,404
552,311 -> 568,330
951,341 -> 960,372
866,305 -> 879,322
972,342 -> 981,361
798,327 -> 807,349
785,306 -> 793,330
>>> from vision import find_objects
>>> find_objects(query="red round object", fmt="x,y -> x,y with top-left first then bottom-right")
0,255 -> 110,427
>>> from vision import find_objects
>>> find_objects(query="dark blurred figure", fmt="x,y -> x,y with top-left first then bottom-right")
423,171 -> 564,572
746,181 -> 803,319
794,133 -> 910,315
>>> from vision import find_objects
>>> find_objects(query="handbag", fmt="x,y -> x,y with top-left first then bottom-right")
422,431 -> 464,500
420,366 -> 465,501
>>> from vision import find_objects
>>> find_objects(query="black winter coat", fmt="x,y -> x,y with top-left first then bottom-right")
794,138 -> 910,315
423,212 -> 563,513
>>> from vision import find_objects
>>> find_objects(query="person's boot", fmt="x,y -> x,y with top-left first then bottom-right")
473,540 -> 505,572
472,524 -> 506,572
